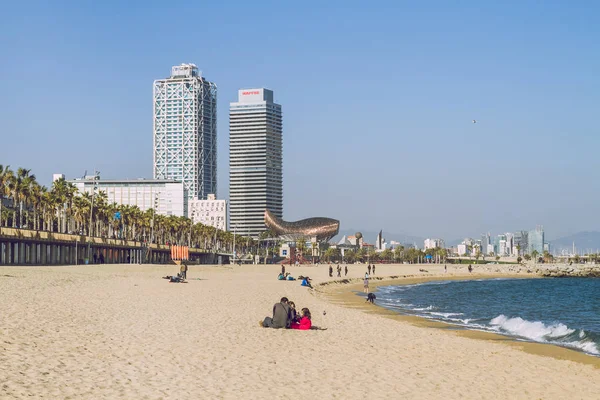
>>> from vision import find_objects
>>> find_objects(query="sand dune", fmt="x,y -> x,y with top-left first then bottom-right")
1,263 -> 598,399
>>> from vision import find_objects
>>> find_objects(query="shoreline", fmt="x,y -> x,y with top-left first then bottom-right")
316,272 -> 600,368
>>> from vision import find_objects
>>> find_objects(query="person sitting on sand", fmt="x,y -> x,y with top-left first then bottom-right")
262,297 -> 292,329
289,301 -> 298,323
301,276 -> 313,288
278,273 -> 286,280
290,308 -> 312,330
286,274 -> 295,281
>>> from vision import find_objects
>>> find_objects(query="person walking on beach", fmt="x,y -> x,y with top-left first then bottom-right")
261,297 -> 292,329
344,265 -> 348,276
337,265 -> 341,277
368,264 -> 372,275
372,264 -> 376,275
444,264 -> 447,273
329,265 -> 333,277
281,264 -> 285,276
363,275 -> 370,294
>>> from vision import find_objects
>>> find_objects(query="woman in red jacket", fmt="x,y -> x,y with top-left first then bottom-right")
291,308 -> 312,330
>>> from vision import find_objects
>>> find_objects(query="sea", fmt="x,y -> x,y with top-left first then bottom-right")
371,278 -> 600,356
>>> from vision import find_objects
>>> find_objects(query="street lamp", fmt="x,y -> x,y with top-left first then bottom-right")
150,194 -> 159,244
88,170 -> 100,237
189,209 -> 196,247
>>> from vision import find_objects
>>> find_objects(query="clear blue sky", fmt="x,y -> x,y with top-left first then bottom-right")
1,0 -> 599,241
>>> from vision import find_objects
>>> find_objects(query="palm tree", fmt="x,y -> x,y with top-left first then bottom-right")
0,164 -> 14,228
394,245 -> 405,263
380,248 -> 393,262
531,250 -> 539,263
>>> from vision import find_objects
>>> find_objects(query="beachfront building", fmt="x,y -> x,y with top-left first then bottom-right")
528,226 -> 545,255
424,238 -> 444,250
153,63 -> 217,201
457,244 -> 468,256
68,176 -> 187,217
188,194 -> 227,231
229,88 -> 283,237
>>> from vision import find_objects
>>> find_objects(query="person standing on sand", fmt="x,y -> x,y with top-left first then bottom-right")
372,264 -> 375,275
444,264 -> 447,273
344,265 -> 348,276
363,276 -> 369,294
329,265 -> 333,277
368,264 -> 372,275
282,264 -> 285,276
262,297 -> 292,329
337,265 -> 341,277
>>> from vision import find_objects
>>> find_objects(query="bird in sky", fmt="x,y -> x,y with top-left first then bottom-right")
472,120 -> 477,124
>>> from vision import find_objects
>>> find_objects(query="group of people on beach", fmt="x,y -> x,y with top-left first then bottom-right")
278,265 -> 313,288
329,264 -> 349,277
261,297 -> 312,330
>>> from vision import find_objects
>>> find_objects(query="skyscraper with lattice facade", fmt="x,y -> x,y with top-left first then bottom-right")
153,64 -> 217,201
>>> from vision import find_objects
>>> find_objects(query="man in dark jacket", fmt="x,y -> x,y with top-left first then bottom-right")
262,297 -> 291,328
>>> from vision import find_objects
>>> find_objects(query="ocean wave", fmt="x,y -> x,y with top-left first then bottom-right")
489,315 -> 599,355
413,305 -> 435,311
490,315 -> 574,340
429,312 -> 463,318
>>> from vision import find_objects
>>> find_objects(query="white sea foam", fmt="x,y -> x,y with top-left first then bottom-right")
429,312 -> 463,318
566,340 -> 600,355
490,315 -> 574,340
413,305 -> 435,311
489,315 -> 600,355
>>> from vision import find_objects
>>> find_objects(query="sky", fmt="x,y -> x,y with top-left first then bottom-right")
1,0 -> 599,241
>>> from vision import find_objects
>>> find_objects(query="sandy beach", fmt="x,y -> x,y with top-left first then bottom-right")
1,263 -> 599,399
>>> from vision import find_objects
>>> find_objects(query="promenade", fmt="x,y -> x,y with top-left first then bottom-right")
0,227 -> 225,265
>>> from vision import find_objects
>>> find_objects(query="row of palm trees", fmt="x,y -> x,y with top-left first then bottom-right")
0,165 -> 255,254
320,245 -> 447,264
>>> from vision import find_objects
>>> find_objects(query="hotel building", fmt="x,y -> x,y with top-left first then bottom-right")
229,89 -> 283,237
153,63 -> 217,201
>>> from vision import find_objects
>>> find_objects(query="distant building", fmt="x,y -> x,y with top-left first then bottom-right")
528,226 -> 545,255
68,176 -> 187,217
481,233 -> 491,252
188,194 -> 227,230
487,244 -> 494,255
457,244 -> 468,256
499,240 -> 507,256
375,230 -> 386,250
514,230 -> 528,255
52,174 -> 65,182
505,233 -> 514,255
424,238 -> 444,250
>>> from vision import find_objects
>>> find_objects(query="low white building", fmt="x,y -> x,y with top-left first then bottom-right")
188,194 -> 227,230
424,238 -> 444,250
67,175 -> 187,217
457,244 -> 468,256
